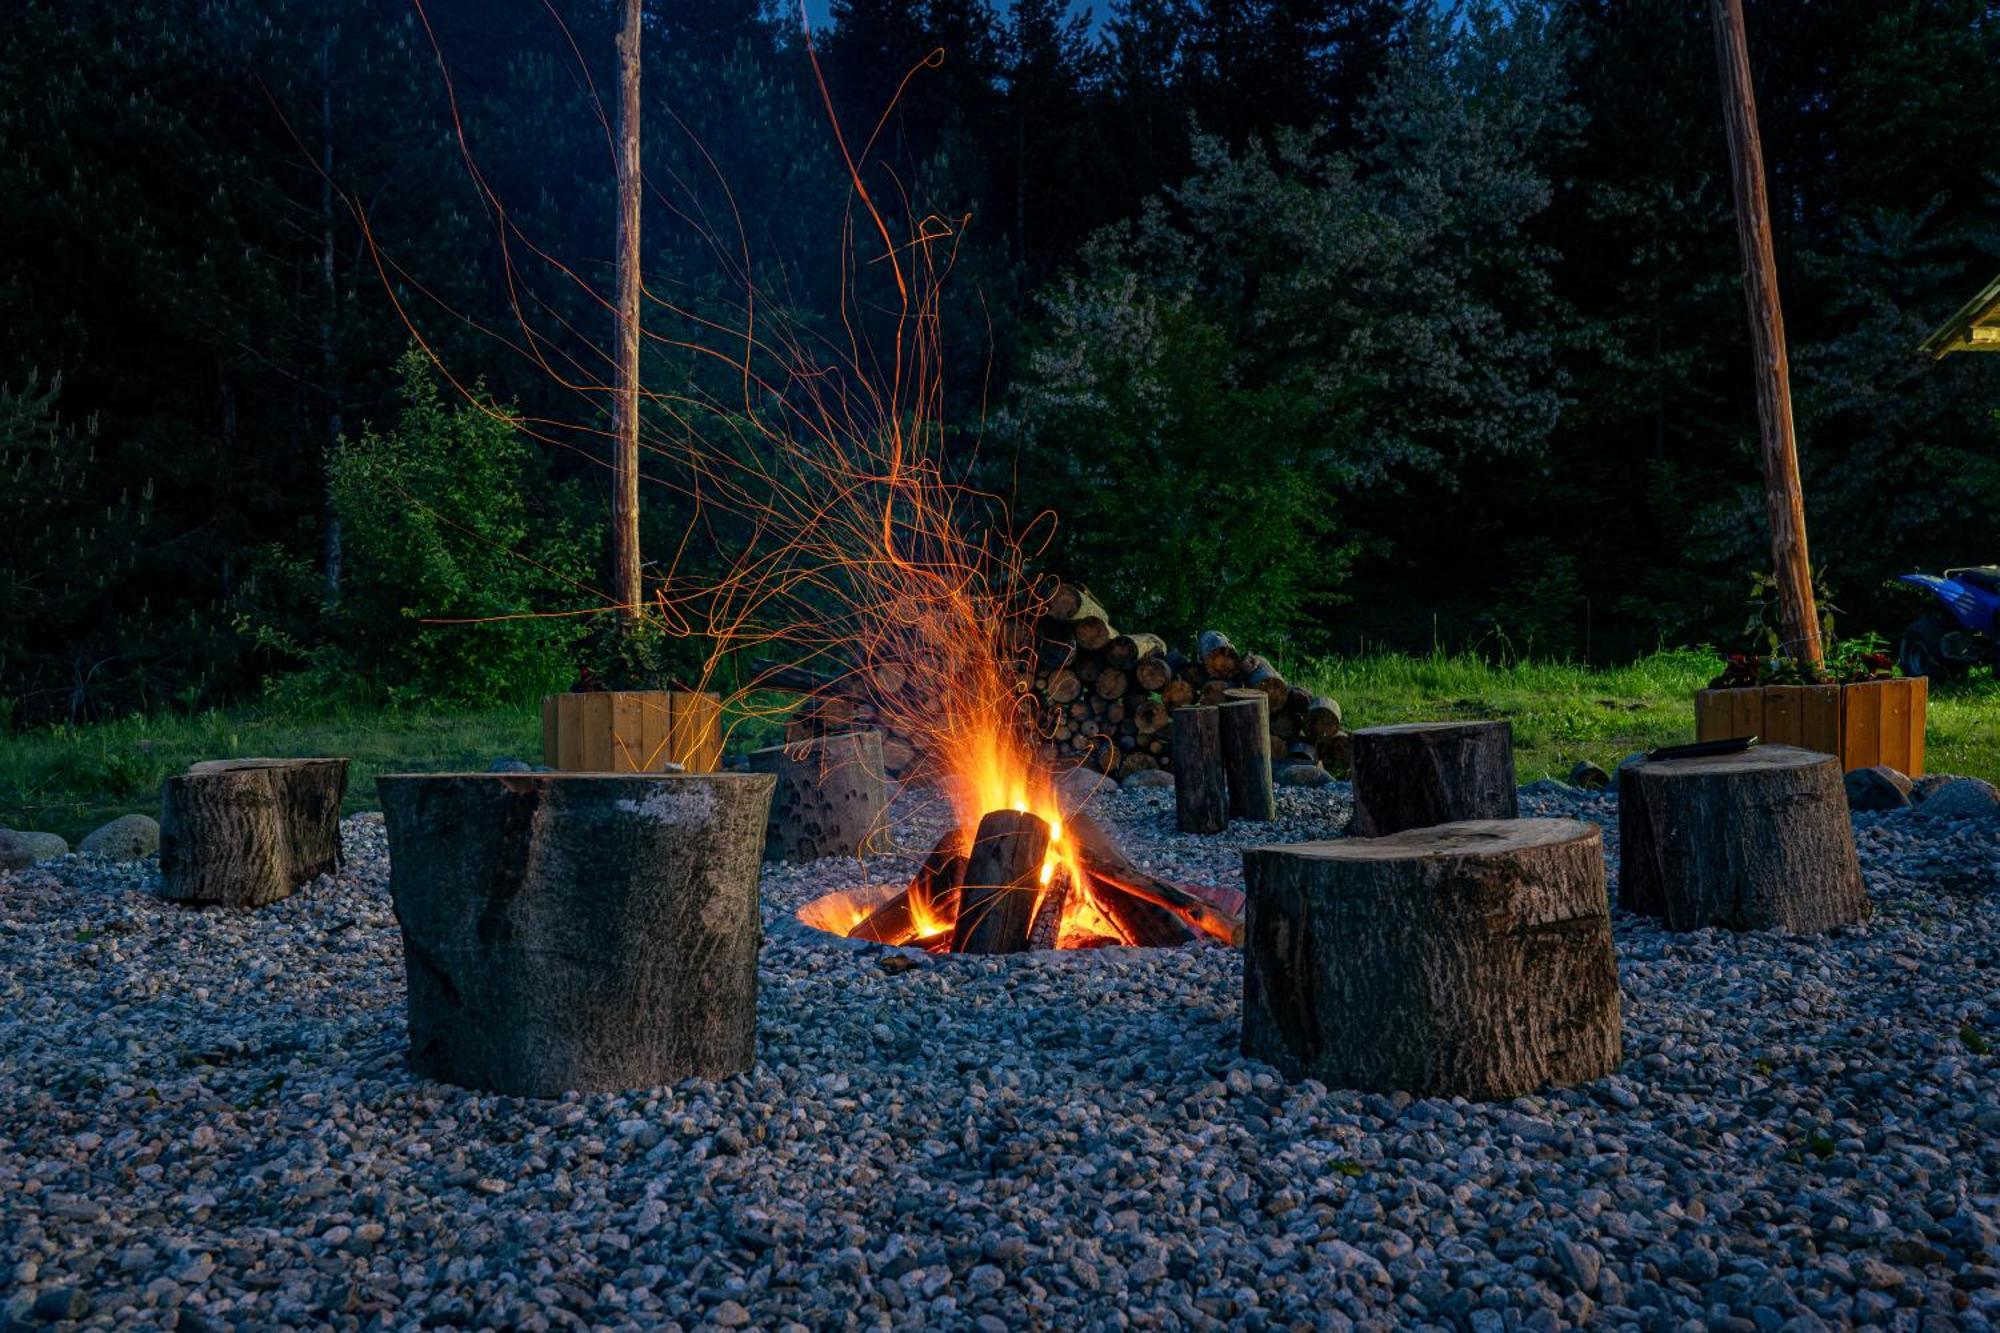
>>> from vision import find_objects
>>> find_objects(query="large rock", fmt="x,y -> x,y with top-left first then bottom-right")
1569,760 -> 1611,791
78,813 -> 160,860
1911,774 -> 1954,803
18,831 -> 67,862
1274,762 -> 1333,787
1120,768 -> 1175,791
0,829 -> 31,871
1843,765 -> 1913,812
1911,777 -> 2000,821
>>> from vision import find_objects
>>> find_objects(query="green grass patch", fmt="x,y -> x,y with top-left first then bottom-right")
4,652 -> 1996,841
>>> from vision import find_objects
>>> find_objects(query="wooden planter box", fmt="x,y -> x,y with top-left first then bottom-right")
1693,676 -> 1927,775
540,690 -> 723,774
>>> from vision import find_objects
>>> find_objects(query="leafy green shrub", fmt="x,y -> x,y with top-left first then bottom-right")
323,350 -> 595,706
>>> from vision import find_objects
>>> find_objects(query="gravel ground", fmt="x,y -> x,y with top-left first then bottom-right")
3,782 -> 1997,1332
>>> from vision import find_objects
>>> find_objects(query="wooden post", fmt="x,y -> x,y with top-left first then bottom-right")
1170,705 -> 1229,834
1218,691 -> 1277,822
1712,0 -> 1820,667
610,0 -> 644,626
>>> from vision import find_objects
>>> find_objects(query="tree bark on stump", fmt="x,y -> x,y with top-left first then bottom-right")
950,809 -> 1051,955
1350,721 -> 1518,837
1242,819 -> 1622,1100
1618,744 -> 1868,932
379,772 -> 773,1096
1219,692 -> 1277,822
161,758 -> 349,907
1171,705 -> 1229,834
747,730 -> 888,863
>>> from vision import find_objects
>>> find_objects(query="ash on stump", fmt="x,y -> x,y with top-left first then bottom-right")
159,758 -> 349,908
379,772 -> 773,1096
1242,819 -> 1621,1100
1619,743 -> 1868,933
747,729 -> 888,863
1349,720 -> 1518,837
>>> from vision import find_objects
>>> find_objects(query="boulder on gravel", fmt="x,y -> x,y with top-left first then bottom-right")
1844,765 -> 1913,812
78,813 -> 160,860
0,829 -> 30,871
18,831 -> 68,862
1120,769 -> 1174,791
1568,760 -> 1611,790
1909,777 -> 2000,821
1911,773 -> 1954,803
1608,751 -> 1648,791
1521,778 -> 1582,799
1274,762 -> 1333,787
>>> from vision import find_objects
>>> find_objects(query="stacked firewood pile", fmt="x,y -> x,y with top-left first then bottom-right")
767,584 -> 1349,784
1026,586 -> 1349,781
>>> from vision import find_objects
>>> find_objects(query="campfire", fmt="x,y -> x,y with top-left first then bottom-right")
814,801 -> 1243,954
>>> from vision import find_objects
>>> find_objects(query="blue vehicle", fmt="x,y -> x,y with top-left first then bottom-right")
1896,567 -> 2000,680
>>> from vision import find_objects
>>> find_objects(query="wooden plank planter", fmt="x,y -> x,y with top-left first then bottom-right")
379,771 -> 773,1095
540,689 -> 723,773
1693,676 -> 1926,775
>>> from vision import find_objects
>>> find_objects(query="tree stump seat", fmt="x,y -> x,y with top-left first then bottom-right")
159,757 -> 350,908
1349,720 -> 1519,837
1618,743 -> 1868,933
379,772 -> 773,1096
1242,818 -> 1622,1100
747,729 -> 888,863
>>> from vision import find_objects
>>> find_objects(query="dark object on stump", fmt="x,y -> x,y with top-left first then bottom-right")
159,758 -> 349,907
747,730 -> 888,862
950,809 -> 1052,955
1171,705 -> 1229,834
1349,721 -> 1518,837
379,772 -> 773,1095
1619,744 -> 1868,932
1219,691 -> 1277,822
1242,819 -> 1621,1100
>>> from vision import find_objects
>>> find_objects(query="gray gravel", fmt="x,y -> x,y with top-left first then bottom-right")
3,783 -> 1998,1331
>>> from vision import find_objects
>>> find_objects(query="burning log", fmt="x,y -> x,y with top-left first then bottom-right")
1067,813 -> 1242,946
1171,705 -> 1229,835
850,830 -> 966,945
1219,691 -> 1277,822
950,809 -> 1052,955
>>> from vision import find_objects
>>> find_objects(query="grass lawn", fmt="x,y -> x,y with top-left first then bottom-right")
5,651 -> 1996,842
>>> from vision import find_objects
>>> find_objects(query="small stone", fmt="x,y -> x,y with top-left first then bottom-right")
1843,765 -> 1912,812
712,1299 -> 751,1327
967,1264 -> 1006,1296
1120,769 -> 1175,790
77,813 -> 160,860
1274,763 -> 1333,787
1568,760 -> 1611,790
31,1287 -> 89,1322
878,954 -> 923,976
1555,1238 -> 1603,1294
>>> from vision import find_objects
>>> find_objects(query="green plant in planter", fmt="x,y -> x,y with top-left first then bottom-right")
1712,571 -> 1901,689
571,615 -> 702,694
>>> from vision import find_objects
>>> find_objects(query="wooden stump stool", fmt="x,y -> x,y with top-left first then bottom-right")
1350,721 -> 1518,837
379,772 -> 773,1096
1219,690 -> 1277,822
1618,744 -> 1868,933
159,758 -> 349,907
747,729 -> 888,862
1242,819 -> 1621,1100
1171,705 -> 1229,834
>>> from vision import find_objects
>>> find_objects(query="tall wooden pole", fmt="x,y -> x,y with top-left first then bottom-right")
611,0 -> 644,626
1711,0 -> 1820,666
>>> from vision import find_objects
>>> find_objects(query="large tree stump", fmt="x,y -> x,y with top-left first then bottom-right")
1171,705 -> 1229,834
1219,690 -> 1277,822
747,730 -> 888,863
160,758 -> 349,907
378,772 -> 773,1095
1350,721 -> 1518,837
950,809 -> 1051,955
1242,819 -> 1621,1100
1618,744 -> 1868,932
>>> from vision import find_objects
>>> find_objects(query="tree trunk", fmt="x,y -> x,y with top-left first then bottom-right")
379,772 -> 772,1095
1170,705 -> 1229,834
610,0 -> 644,626
319,19 -> 343,607
1219,691 -> 1276,822
1712,0 -> 1819,666
1349,721 -> 1518,837
950,809 -> 1051,955
161,758 -> 349,907
1618,743 -> 1867,932
1242,819 -> 1622,1100
747,730 -> 888,863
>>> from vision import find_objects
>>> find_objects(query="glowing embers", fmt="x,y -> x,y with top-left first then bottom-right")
809,808 -> 1245,955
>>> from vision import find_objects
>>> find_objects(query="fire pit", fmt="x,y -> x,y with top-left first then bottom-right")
797,803 -> 1243,954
